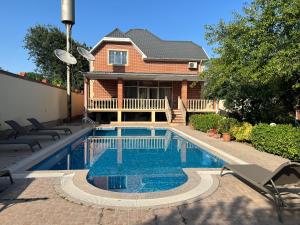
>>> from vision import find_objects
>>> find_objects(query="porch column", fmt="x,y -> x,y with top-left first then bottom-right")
181,80 -> 188,107
117,78 -> 123,108
84,77 -> 89,118
151,111 -> 156,123
117,78 -> 123,122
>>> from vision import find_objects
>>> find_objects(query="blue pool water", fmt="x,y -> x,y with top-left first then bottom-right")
31,127 -> 224,193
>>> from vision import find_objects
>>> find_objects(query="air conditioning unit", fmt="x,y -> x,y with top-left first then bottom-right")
188,62 -> 198,69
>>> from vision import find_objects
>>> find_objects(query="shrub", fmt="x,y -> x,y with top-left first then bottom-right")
217,117 -> 238,134
230,122 -> 253,142
251,124 -> 300,161
189,114 -> 224,132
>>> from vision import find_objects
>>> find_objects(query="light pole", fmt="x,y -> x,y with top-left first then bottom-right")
61,0 -> 75,122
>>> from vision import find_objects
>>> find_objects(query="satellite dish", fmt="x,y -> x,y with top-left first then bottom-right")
77,47 -> 95,61
54,49 -> 77,65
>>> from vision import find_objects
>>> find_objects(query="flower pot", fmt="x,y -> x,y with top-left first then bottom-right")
213,133 -> 221,139
207,130 -> 214,137
207,128 -> 218,137
207,128 -> 216,137
211,128 -> 217,134
222,133 -> 231,142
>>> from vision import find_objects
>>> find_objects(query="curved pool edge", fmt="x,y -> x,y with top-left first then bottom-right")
55,169 -> 220,209
86,167 -> 189,194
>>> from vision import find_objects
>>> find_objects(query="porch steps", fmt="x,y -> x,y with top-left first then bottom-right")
171,110 -> 185,125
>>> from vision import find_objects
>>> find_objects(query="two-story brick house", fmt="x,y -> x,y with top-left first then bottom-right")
83,28 -> 218,124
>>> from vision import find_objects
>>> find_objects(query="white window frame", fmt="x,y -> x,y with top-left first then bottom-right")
107,49 -> 128,66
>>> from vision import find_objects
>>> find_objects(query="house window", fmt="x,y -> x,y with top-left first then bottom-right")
109,50 -> 127,65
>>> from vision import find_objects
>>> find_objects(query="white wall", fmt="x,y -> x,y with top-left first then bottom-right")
0,71 -> 84,130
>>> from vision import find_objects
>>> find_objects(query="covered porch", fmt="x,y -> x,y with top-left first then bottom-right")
83,72 -> 220,123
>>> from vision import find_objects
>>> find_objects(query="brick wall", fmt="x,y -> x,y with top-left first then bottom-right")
92,42 -> 199,74
92,80 -> 117,98
188,81 -> 203,99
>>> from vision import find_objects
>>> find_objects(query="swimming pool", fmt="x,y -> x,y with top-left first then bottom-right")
31,127 -> 224,193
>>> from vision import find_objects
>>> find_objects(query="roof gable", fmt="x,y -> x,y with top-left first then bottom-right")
91,28 -> 209,61
105,28 -> 127,38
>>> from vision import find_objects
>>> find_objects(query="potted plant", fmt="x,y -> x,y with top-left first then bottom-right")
207,128 -> 218,137
42,78 -> 48,83
218,118 -> 238,142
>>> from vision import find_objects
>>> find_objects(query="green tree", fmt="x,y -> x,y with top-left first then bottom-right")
26,72 -> 44,81
24,25 -> 90,90
203,0 -> 300,124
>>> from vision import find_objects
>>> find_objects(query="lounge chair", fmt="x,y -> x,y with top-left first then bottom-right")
5,120 -> 60,140
0,170 -> 13,184
0,138 -> 41,151
27,118 -> 72,135
220,162 -> 300,221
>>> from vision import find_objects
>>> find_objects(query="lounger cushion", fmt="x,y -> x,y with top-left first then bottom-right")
225,164 -> 273,186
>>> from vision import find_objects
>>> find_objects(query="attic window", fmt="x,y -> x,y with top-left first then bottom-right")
109,50 -> 127,65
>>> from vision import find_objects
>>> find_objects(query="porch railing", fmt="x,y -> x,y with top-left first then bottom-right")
187,99 -> 216,112
87,98 -> 221,112
123,98 -> 165,110
88,98 -> 117,110
164,96 -> 172,123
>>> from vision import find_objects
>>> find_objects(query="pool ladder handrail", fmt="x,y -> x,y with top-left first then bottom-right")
82,116 -> 96,128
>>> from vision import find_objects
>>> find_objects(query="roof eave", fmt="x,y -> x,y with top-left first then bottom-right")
83,71 -> 203,82
90,37 -> 147,59
144,57 -> 207,62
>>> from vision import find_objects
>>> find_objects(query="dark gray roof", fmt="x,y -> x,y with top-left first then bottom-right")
103,28 -> 209,61
105,28 -> 127,38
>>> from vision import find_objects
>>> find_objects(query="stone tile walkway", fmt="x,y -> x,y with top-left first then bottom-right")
0,175 -> 298,225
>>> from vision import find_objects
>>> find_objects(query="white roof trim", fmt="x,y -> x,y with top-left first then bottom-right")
90,37 -> 147,59
202,47 -> 210,60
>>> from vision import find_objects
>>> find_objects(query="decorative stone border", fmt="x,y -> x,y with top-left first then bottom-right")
56,169 -> 219,209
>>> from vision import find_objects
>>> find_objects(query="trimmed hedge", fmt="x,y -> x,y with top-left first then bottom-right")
251,124 -> 300,161
230,122 -> 253,142
189,114 -> 224,132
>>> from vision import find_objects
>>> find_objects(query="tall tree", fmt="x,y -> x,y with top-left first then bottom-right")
203,0 -> 300,124
24,25 -> 89,89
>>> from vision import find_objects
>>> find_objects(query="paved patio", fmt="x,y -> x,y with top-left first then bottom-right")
0,125 -> 299,225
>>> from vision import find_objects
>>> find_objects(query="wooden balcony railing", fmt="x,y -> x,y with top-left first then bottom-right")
87,98 -> 222,113
164,96 -> 172,123
187,99 -> 216,112
178,96 -> 187,123
123,98 -> 165,110
88,98 -> 117,110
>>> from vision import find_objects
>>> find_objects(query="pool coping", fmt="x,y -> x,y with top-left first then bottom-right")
55,169 -> 220,209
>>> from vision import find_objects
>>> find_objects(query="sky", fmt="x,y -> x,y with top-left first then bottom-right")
0,0 -> 249,74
